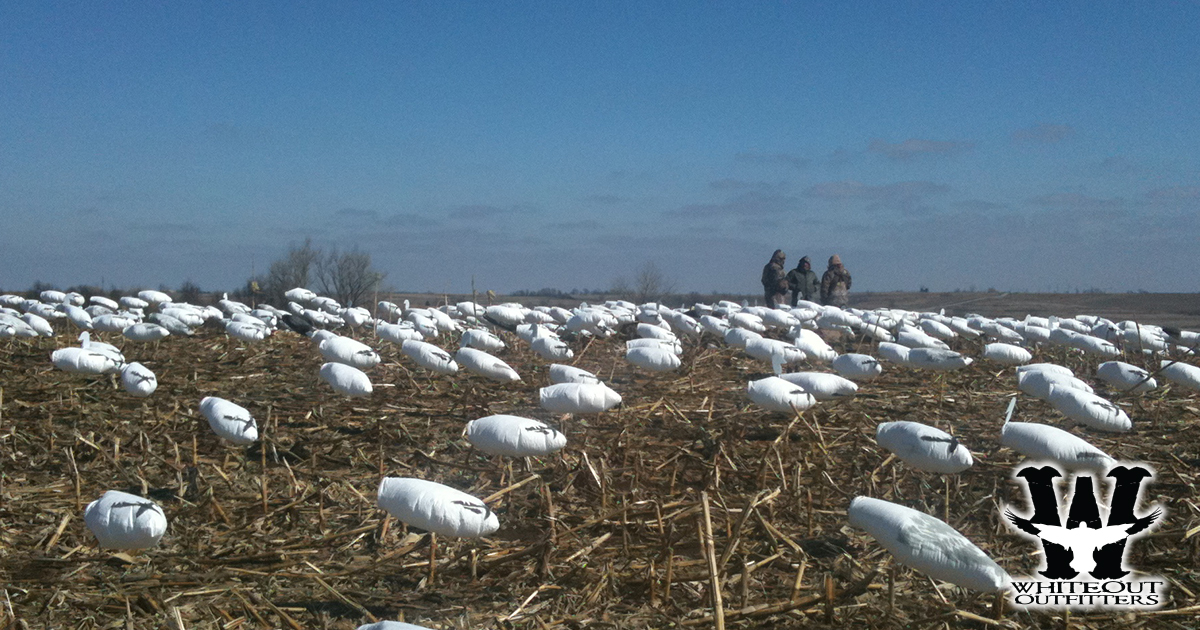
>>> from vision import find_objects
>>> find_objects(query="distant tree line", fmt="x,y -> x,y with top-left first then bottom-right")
244,238 -> 386,307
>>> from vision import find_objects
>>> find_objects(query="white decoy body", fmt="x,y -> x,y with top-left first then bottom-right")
456,347 -> 521,382
465,415 -> 567,457
777,372 -> 858,400
877,342 -> 911,365
123,323 -> 171,342
1046,385 -> 1132,432
875,421 -> 973,473
848,496 -> 1009,592
1096,361 -> 1157,392
997,397 -> 1115,470
548,364 -> 601,385
531,336 -> 574,361
1016,369 -> 1092,401
51,347 -> 122,375
832,353 -> 883,381
983,343 -> 1032,366
120,362 -> 158,397
746,376 -> 818,413
199,396 -> 259,445
319,335 -> 381,369
400,340 -> 459,374
906,348 -> 973,371
625,345 -> 682,372
377,477 -> 499,538
539,382 -> 622,413
1160,360 -> 1200,391
84,490 -> 168,550
460,328 -> 506,353
356,622 -> 435,630
319,362 -> 373,397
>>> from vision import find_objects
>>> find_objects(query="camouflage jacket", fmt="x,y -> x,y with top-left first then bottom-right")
761,262 -> 788,293
820,266 -> 852,304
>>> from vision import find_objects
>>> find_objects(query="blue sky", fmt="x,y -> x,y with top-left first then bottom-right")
3,2 -> 1198,296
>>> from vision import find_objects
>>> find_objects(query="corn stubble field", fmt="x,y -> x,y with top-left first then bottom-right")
1,306 -> 1199,629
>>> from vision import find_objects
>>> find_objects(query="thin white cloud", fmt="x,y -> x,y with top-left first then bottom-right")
868,138 -> 975,161
1012,124 -> 1076,144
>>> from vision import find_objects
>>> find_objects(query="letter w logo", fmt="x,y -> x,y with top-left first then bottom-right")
1004,464 -> 1161,580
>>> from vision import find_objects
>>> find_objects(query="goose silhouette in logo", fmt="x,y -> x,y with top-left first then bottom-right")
1005,464 -> 1161,580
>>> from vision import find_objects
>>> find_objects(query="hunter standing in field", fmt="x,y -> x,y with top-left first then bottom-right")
821,254 -> 852,307
787,256 -> 820,306
761,249 -> 789,308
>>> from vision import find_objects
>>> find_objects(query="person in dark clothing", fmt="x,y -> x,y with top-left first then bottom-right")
761,249 -> 788,308
786,256 -> 820,306
820,254 -> 852,307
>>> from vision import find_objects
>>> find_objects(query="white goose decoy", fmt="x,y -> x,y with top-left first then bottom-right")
539,382 -> 622,413
319,362 -> 373,397
983,343 -> 1032,366
625,345 -> 682,372
548,364 -> 601,385
907,348 -> 973,371
122,323 -> 171,342
455,347 -> 521,382
998,397 -> 1115,470
356,622 -> 435,630
832,353 -> 883,381
1016,369 -> 1093,401
400,340 -> 459,375
876,421 -> 973,473
778,372 -> 858,400
376,478 -> 499,538
377,322 -> 424,344
746,376 -> 818,413
224,320 -> 269,343
84,490 -> 168,550
849,496 -> 1009,592
1160,360 -> 1200,391
1046,385 -> 1132,432
51,346 -> 122,375
199,397 -> 259,445
120,362 -> 158,397
1096,361 -> 1157,392
531,335 -> 574,361
319,335 -> 381,370
877,342 -> 912,366
460,328 -> 506,353
465,415 -> 567,457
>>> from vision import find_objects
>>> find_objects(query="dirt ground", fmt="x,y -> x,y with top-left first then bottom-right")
0,309 -> 1198,629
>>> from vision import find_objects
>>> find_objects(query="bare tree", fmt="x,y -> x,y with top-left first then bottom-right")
263,238 -> 321,305
634,261 -> 675,304
608,275 -> 632,300
316,247 -> 385,307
